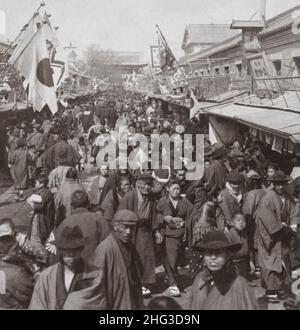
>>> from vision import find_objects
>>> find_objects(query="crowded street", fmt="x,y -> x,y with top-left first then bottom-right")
1,0 -> 300,311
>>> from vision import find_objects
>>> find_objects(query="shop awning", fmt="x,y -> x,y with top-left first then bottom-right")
207,103 -> 300,143
0,101 -> 30,113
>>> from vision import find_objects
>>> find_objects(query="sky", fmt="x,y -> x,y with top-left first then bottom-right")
1,0 -> 300,62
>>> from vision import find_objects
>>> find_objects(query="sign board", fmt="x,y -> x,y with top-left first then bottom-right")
248,56 -> 278,92
150,46 -> 160,68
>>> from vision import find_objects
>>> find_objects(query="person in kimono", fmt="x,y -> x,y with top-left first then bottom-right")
41,131 -> 81,172
100,175 -> 132,224
55,168 -> 85,227
242,173 -> 266,274
117,173 -> 157,297
47,190 -> 111,264
206,147 -> 229,191
47,150 -> 73,194
89,164 -> 109,210
155,179 -> 193,297
26,124 -> 44,151
216,171 -> 243,231
30,226 -> 98,310
188,230 -> 260,310
63,210 -> 144,310
8,138 -> 31,201
226,212 -> 255,279
27,175 -> 55,246
256,171 -> 300,303
0,235 -> 35,309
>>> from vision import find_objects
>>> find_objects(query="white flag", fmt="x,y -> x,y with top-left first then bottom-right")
9,14 -> 43,89
13,25 -> 57,114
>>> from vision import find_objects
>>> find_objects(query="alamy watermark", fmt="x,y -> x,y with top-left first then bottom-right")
94,126 -> 204,180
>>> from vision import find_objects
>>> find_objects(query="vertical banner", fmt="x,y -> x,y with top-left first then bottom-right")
272,135 -> 283,153
248,55 -> 278,92
150,46 -> 160,68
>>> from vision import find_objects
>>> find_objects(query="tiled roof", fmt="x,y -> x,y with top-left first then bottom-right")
180,33 -> 242,64
259,4 -> 300,36
182,24 -> 239,48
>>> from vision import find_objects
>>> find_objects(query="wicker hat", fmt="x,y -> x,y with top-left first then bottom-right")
226,171 -> 243,184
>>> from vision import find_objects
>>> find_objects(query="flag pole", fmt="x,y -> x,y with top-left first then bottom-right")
156,25 -> 202,118
0,28 -> 42,84
155,24 -> 189,88
2,2 -> 46,58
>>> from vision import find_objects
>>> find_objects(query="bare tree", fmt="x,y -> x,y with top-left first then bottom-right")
82,44 -> 123,79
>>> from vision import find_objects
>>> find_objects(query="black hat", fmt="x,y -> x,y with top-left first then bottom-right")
226,171 -> 243,184
54,226 -> 89,250
193,230 -> 241,252
268,170 -> 291,183
113,210 -> 139,225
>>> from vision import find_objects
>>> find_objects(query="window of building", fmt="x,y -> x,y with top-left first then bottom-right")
214,68 -> 220,75
236,64 -> 242,77
294,57 -> 300,75
273,61 -> 281,76
224,66 -> 230,74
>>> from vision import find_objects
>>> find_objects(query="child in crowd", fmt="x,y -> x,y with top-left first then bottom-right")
226,212 -> 255,280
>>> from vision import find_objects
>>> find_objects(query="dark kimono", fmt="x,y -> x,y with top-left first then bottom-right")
206,160 -> 228,191
155,195 -> 193,286
0,256 -> 35,309
63,234 -> 144,310
256,190 -> 300,290
30,260 -> 99,310
41,140 -> 81,171
28,186 -> 55,245
118,189 -> 157,285
188,263 -> 259,310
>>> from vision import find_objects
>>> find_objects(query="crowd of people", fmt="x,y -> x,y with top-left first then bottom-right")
0,87 -> 300,310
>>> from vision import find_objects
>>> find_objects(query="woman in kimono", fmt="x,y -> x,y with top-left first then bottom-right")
9,138 -> 31,201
